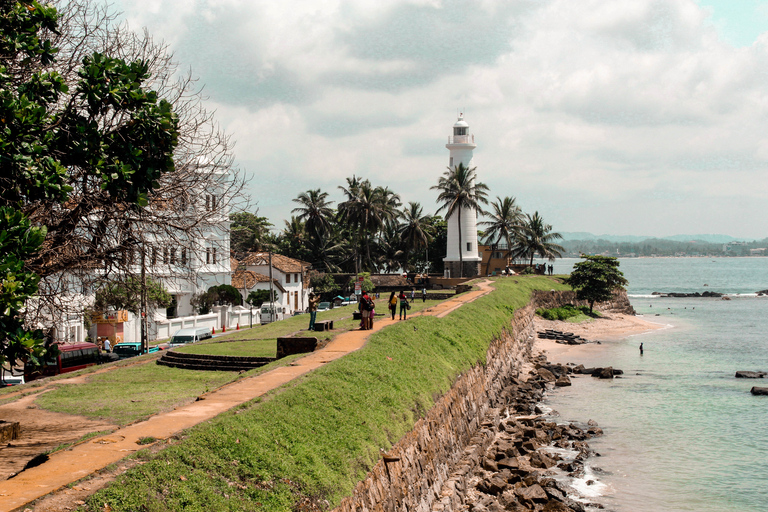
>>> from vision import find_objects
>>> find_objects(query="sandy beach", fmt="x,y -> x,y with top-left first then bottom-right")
533,312 -> 666,363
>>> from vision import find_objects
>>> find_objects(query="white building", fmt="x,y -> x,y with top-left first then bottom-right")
444,114 -> 482,278
235,253 -> 310,315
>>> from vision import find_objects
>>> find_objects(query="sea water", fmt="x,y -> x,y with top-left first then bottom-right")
543,257 -> 768,511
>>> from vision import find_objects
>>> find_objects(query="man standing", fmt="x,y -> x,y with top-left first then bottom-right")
422,287 -> 427,303
308,292 -> 321,331
104,337 -> 111,353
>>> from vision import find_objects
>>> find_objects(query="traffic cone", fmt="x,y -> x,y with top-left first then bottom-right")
236,323 -> 240,330
212,327 -> 215,334
222,324 -> 226,332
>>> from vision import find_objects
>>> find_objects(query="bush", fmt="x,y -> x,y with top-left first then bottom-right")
535,304 -> 590,321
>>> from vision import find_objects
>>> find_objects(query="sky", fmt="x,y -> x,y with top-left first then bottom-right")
106,0 -> 768,239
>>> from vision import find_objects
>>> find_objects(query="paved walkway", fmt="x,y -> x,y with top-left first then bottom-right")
0,281 -> 494,511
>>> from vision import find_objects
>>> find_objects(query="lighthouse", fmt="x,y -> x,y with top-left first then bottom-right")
443,114 -> 481,278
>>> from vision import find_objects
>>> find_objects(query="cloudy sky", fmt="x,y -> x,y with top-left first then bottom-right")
109,0 -> 768,239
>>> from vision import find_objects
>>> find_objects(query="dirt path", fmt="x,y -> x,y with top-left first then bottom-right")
0,280 -> 495,511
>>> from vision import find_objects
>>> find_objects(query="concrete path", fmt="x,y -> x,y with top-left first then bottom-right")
0,280 -> 494,511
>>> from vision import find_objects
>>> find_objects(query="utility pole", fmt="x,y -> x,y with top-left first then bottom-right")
140,241 -> 148,354
268,251 -> 275,323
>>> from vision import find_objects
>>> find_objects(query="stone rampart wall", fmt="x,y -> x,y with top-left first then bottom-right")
333,288 -> 634,512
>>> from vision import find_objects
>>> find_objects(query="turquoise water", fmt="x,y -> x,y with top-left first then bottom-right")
544,258 -> 768,511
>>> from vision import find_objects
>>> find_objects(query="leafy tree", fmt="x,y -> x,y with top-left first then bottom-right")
309,273 -> 339,296
191,284 -> 243,314
566,255 -> 628,313
479,196 -> 524,274
512,211 -> 565,266
230,212 -> 274,255
422,215 -> 447,274
246,289 -> 277,307
93,277 -> 172,315
0,1 -> 179,368
431,163 -> 489,277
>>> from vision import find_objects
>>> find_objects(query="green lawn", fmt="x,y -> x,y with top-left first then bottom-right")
87,276 -> 570,511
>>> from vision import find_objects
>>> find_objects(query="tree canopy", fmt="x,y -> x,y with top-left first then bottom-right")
566,255 -> 628,313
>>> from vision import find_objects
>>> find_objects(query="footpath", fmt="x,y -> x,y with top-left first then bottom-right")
0,280 -> 494,512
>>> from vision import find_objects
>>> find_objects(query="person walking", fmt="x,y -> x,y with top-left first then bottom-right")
399,290 -> 409,320
360,290 -> 374,330
422,287 -> 427,303
388,291 -> 397,320
308,292 -> 321,331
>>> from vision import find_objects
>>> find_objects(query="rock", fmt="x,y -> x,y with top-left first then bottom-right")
497,457 -> 520,470
555,376 -> 572,387
537,368 -> 557,382
516,483 -> 548,504
751,387 -> 768,396
735,371 -> 766,379
483,457 -> 499,472
596,367 -> 614,379
478,475 -> 508,495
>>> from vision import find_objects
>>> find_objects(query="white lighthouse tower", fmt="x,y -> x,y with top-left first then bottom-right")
443,114 -> 481,278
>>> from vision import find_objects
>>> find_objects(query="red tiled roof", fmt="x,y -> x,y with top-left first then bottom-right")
240,252 -> 310,274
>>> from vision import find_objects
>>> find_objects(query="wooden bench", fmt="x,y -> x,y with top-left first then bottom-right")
314,320 -> 334,331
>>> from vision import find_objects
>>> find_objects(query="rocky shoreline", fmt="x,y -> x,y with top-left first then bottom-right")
455,354 -> 607,512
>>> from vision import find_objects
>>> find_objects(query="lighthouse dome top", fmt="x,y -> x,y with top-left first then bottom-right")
453,115 -> 469,128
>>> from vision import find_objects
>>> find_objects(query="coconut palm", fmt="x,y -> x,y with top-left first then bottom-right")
291,189 -> 334,241
511,211 -> 564,266
399,201 -> 433,271
479,196 -> 524,274
338,177 -> 401,272
431,163 -> 489,277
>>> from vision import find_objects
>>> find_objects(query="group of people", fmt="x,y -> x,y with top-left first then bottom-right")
97,336 -> 111,353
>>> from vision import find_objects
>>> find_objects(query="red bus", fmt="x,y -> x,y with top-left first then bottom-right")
26,341 -> 101,381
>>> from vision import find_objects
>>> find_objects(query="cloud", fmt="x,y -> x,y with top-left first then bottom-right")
109,0 -> 768,238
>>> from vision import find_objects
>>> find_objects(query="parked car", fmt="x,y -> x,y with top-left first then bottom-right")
260,303 -> 285,324
112,341 -> 162,360
168,327 -> 213,348
1,373 -> 24,386
317,302 -> 331,311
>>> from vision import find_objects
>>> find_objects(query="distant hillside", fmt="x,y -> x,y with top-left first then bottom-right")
559,232 -> 754,244
558,234 -> 768,258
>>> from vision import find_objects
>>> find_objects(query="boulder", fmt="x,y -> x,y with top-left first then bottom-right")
516,483 -> 548,504
555,376 -> 572,387
750,387 -> 768,396
595,367 -> 614,379
537,368 -> 557,382
735,371 -> 766,379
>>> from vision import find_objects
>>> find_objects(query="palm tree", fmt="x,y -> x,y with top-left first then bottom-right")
479,196 -> 524,274
376,222 -> 406,272
431,163 -> 489,277
511,211 -> 565,267
399,201 -> 433,271
338,177 -> 401,272
291,189 -> 334,241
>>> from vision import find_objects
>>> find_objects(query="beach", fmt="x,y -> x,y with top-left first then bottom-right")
533,312 -> 665,363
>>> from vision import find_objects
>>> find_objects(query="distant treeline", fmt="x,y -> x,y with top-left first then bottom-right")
562,238 -> 768,257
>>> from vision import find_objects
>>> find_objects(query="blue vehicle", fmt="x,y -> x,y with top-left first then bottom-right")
112,341 -> 161,360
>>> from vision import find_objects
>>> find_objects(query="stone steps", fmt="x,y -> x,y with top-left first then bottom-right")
157,351 -> 276,372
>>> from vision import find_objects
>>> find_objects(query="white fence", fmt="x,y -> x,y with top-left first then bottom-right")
153,307 -> 260,340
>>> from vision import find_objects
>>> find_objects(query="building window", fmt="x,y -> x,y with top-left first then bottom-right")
181,248 -> 187,265
286,273 -> 291,284
449,157 -> 453,167
151,247 -> 158,266
212,247 -> 217,264
467,242 -> 472,252
206,247 -> 211,264
453,127 -> 467,136
295,273 -> 299,282
163,247 -> 169,265
170,248 -> 176,265
205,194 -> 217,212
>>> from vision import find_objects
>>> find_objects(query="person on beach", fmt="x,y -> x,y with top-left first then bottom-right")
399,290 -> 409,320
308,292 -> 321,331
388,291 -> 397,320
639,342 -> 644,355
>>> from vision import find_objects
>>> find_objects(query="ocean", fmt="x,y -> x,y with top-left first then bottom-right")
543,257 -> 768,511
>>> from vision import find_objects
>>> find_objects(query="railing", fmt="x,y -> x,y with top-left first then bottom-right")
447,134 -> 475,144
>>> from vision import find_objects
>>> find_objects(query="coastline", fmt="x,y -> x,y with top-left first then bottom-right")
533,312 -> 665,363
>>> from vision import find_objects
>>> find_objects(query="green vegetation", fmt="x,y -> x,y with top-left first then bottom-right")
86,276 -> 568,511
566,255 -> 628,313
535,304 -> 594,321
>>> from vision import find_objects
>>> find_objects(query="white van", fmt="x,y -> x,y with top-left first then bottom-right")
260,303 -> 285,324
169,327 -> 213,348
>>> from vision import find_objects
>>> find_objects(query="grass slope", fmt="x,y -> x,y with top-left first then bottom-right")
87,277 -> 567,511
